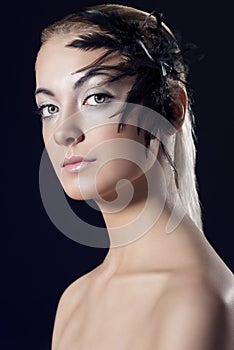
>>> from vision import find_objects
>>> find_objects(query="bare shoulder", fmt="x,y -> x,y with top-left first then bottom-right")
153,272 -> 234,350
51,268 -> 94,350
53,264 -> 101,316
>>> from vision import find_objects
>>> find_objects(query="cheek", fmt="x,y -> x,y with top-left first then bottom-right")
88,123 -> 146,147
87,124 -> 147,174
41,126 -> 67,179
97,159 -> 143,187
89,126 -> 148,195
42,126 -> 52,146
42,124 -> 61,157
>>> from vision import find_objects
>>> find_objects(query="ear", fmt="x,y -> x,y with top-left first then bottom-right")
167,86 -> 187,132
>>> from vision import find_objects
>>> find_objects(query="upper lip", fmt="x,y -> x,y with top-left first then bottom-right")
62,156 -> 95,167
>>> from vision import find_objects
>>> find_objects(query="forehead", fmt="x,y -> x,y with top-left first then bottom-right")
36,35 -> 109,81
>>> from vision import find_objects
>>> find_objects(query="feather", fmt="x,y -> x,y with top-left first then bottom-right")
79,9 -> 143,45
66,8 -> 202,142
67,33 -> 121,51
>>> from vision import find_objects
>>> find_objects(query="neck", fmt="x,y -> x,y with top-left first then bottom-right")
94,161 -> 187,277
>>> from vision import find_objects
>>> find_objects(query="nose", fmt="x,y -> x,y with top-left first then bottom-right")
53,117 -> 84,146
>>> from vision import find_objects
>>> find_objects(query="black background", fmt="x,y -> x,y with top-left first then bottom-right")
1,0 -> 233,349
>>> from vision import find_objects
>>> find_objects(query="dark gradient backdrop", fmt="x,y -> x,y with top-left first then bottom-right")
1,0 -> 233,349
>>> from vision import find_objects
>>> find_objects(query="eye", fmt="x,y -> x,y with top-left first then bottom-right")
83,93 -> 113,106
38,104 -> 59,119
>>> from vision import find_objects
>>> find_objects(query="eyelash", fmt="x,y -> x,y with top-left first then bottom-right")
36,93 -> 114,121
84,93 -> 113,105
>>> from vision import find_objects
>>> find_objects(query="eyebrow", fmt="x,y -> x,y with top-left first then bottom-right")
34,88 -> 55,97
35,69 -> 116,97
73,70 -> 113,90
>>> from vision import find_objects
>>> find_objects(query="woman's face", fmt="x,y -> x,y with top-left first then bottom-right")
35,34 -> 156,201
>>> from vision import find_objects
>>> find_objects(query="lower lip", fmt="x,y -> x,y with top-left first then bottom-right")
63,160 -> 96,173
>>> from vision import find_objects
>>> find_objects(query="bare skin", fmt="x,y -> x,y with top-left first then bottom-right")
51,212 -> 234,350
35,35 -> 234,350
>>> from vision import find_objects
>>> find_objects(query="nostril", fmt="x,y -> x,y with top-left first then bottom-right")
76,134 -> 85,143
65,134 -> 84,146
65,137 -> 76,145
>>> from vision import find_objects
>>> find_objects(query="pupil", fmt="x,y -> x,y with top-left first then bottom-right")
49,106 -> 56,113
95,95 -> 104,103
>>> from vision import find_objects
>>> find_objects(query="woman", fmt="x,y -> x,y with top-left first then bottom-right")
35,4 -> 234,349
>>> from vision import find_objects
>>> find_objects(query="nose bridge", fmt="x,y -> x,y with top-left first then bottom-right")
53,106 -> 84,146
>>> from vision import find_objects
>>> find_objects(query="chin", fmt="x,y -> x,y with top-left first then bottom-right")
62,182 -> 95,201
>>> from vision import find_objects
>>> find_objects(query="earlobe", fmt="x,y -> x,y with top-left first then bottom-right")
167,87 -> 187,131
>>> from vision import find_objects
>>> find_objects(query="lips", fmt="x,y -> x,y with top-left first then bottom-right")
62,156 -> 84,167
62,155 -> 96,173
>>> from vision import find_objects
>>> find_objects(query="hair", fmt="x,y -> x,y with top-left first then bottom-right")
40,3 -> 204,232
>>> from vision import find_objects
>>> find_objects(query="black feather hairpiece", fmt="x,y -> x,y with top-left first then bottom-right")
79,9 -> 144,45
68,8 -> 151,64
66,8 -> 203,153
66,9 -> 189,78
